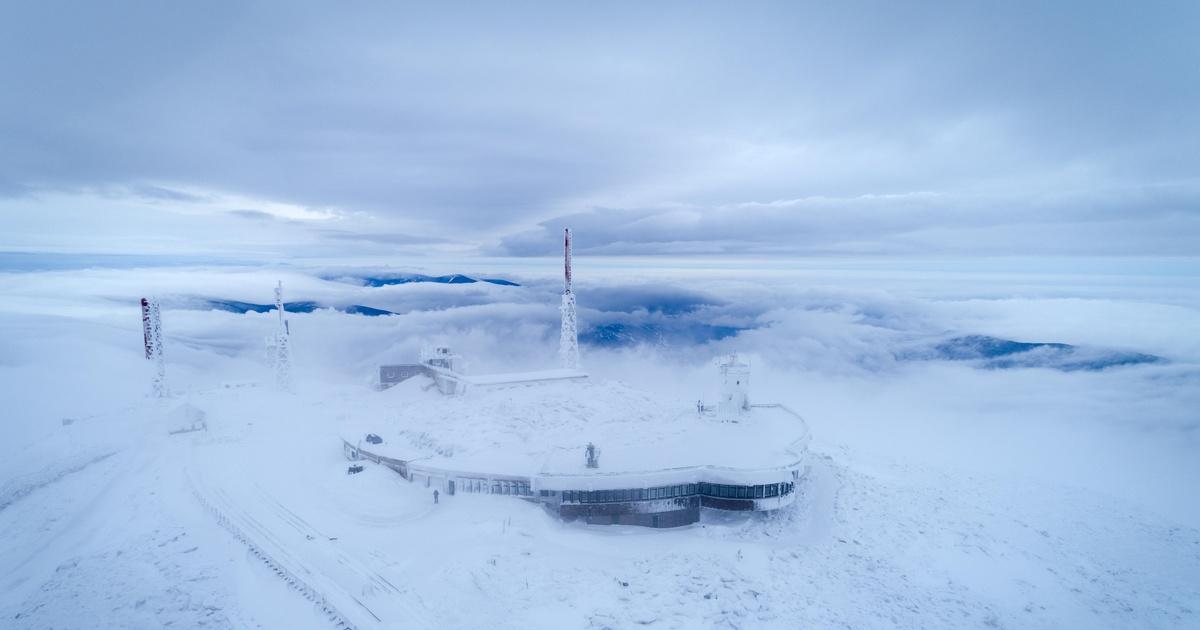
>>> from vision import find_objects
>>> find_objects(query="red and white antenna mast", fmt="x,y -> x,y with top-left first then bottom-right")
558,228 -> 580,369
564,227 -> 573,294
141,297 -> 167,397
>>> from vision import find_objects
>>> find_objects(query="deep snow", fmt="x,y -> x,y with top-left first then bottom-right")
1,260 -> 1197,629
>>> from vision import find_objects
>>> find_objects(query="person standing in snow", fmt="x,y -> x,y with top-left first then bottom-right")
433,489 -> 439,504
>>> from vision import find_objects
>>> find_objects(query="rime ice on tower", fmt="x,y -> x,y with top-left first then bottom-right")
274,281 -> 292,391
141,297 -> 167,398
716,353 -> 750,422
559,227 -> 580,370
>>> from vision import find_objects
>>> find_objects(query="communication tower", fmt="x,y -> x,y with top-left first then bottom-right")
141,297 -> 168,398
559,228 -> 580,370
274,281 -> 292,391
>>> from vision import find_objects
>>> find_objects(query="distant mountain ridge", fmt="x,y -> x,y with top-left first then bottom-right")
326,273 -> 520,287
902,334 -> 1160,371
200,299 -> 397,317
580,322 -> 745,348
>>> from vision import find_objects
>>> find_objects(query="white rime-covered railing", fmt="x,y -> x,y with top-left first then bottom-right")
189,484 -> 358,630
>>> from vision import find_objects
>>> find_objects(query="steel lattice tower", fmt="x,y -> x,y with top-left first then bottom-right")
274,281 -> 292,391
141,297 -> 168,398
559,228 -> 580,370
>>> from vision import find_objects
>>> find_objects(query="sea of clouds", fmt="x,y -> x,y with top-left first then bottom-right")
2,256 -> 1198,531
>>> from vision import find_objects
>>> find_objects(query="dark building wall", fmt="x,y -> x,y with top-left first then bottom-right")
559,496 -> 700,528
379,364 -> 430,389
700,496 -> 756,511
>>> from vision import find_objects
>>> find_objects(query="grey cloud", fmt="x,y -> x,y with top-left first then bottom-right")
493,183 -> 1200,257
129,185 -> 212,204
229,209 -> 276,221
316,230 -> 451,246
2,2 -> 1198,256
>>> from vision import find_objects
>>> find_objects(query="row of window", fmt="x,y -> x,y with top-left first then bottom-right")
699,482 -> 794,499
454,477 -> 532,496
561,484 -> 696,504
554,481 -> 796,504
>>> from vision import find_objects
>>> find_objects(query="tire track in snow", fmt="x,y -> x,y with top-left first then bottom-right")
251,485 -> 402,597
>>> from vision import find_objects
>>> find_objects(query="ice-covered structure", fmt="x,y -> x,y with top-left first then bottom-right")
273,281 -> 292,391
346,359 -> 807,528
377,228 -> 588,394
357,232 -> 802,528
140,297 -> 167,398
558,227 -> 580,370
716,353 -> 751,421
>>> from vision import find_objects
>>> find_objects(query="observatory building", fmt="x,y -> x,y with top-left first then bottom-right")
345,361 -> 807,528
351,227 -> 808,528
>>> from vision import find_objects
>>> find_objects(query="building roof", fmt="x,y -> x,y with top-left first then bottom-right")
344,377 -> 809,486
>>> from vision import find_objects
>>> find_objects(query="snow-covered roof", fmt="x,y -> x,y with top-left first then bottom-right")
344,377 -> 809,485
463,368 -> 588,387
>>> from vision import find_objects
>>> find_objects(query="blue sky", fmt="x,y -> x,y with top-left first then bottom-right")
1,1 -> 1197,258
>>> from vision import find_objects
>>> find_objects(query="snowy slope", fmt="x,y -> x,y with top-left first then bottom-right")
1,263 -> 1197,629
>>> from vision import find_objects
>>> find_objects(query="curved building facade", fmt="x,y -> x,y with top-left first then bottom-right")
343,425 -> 806,528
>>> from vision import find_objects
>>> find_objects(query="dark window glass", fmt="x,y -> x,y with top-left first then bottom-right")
755,485 -> 763,499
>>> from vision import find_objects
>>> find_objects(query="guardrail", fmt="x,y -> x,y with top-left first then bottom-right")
189,478 -> 359,630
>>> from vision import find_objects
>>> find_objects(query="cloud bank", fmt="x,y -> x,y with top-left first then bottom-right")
1,2 -> 1197,258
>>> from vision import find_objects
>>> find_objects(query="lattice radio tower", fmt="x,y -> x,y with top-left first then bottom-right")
140,297 -> 167,398
274,281 -> 293,391
559,228 -> 580,370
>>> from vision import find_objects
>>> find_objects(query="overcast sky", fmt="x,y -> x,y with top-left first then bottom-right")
1,1 -> 1197,259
